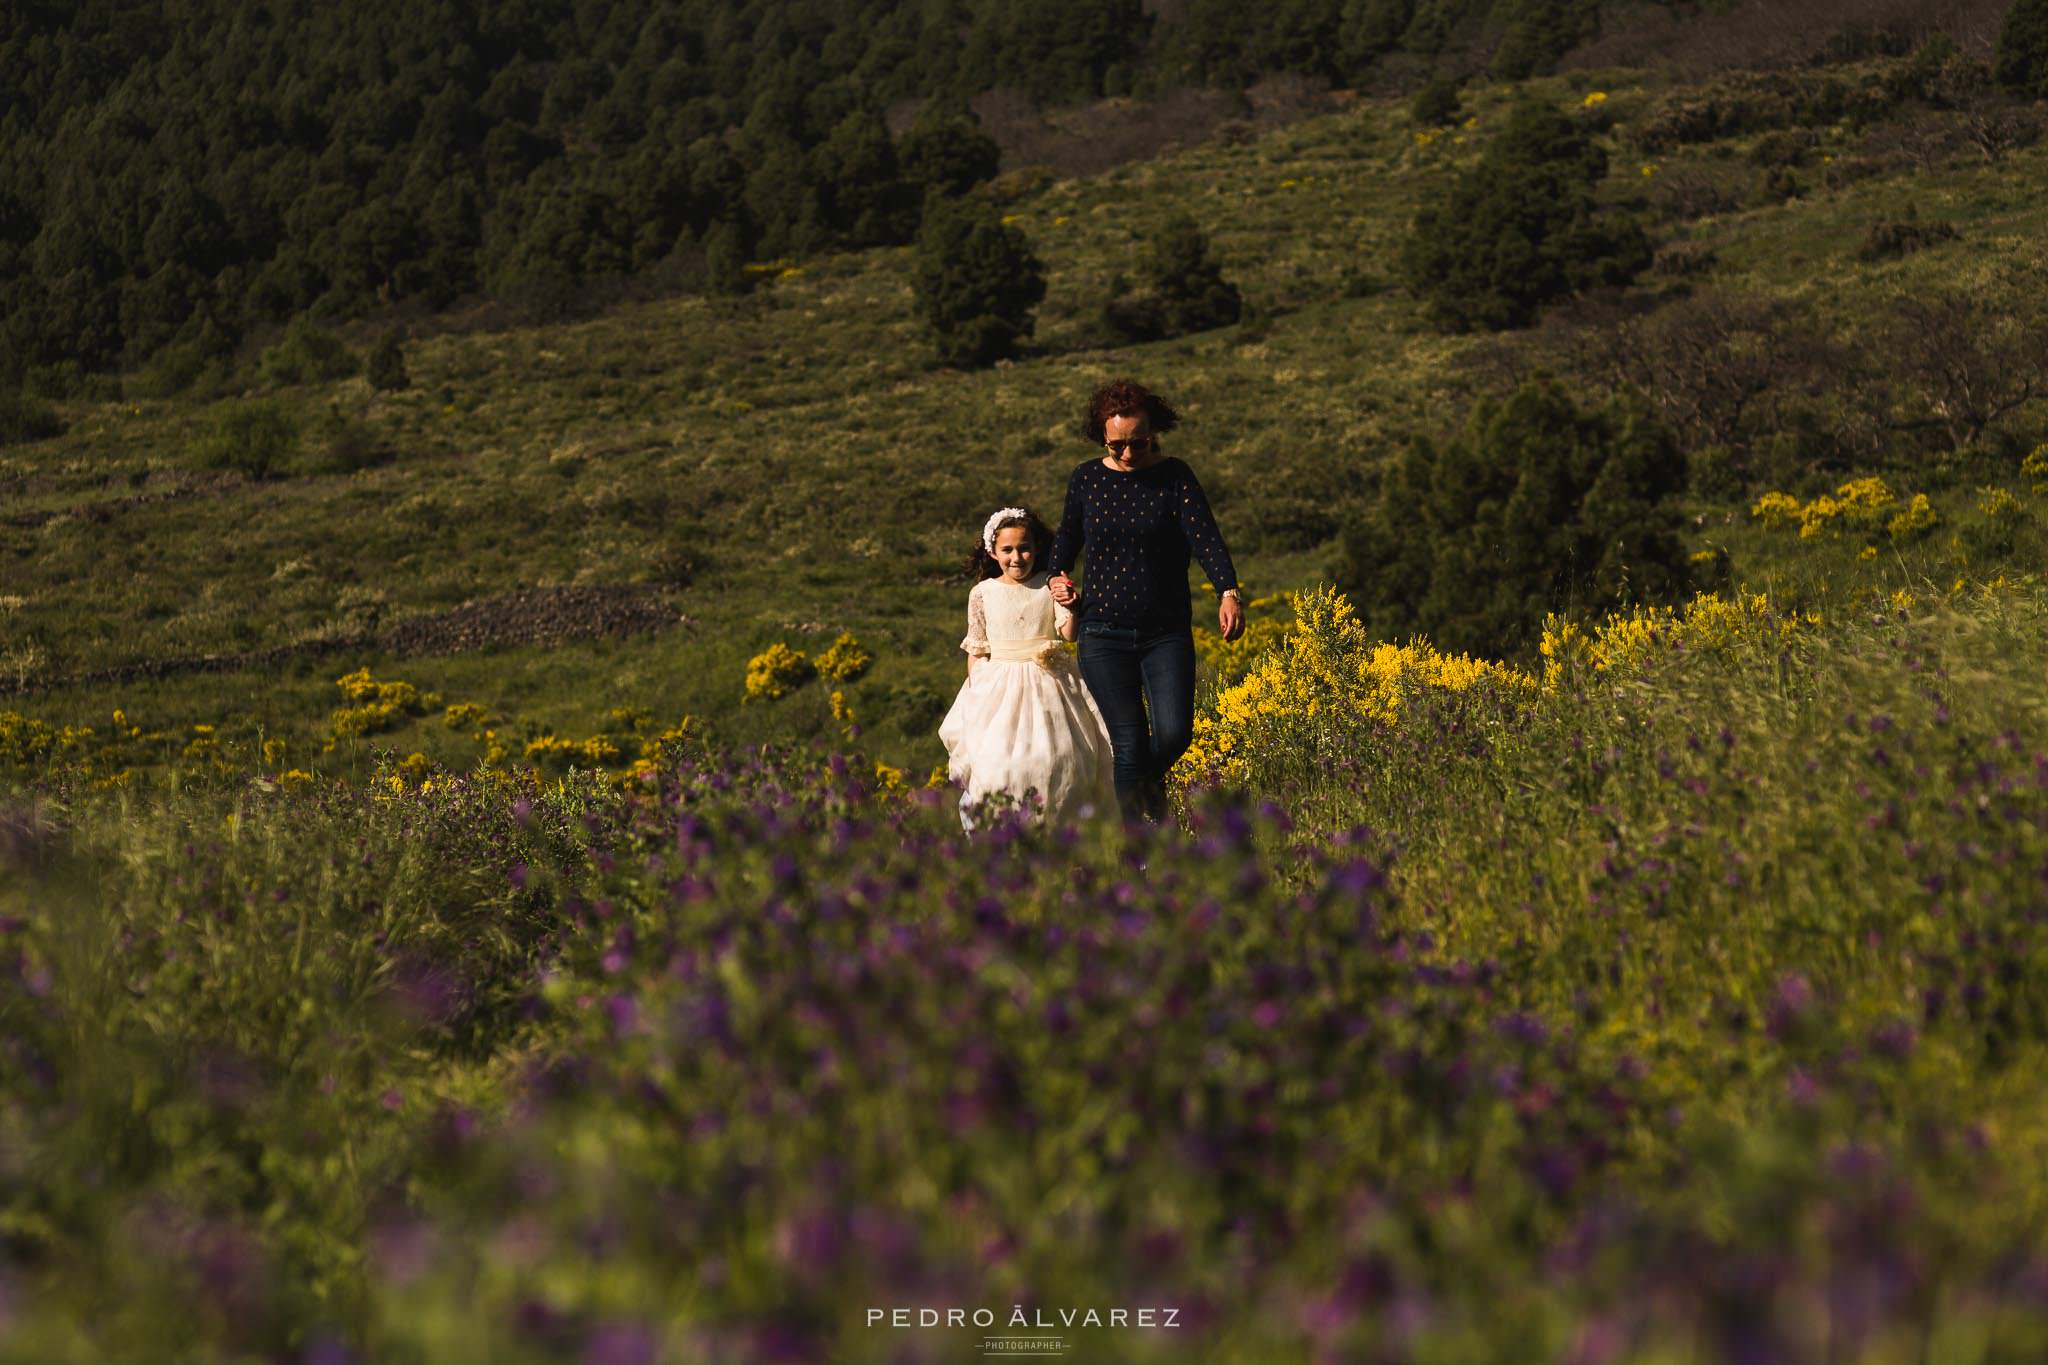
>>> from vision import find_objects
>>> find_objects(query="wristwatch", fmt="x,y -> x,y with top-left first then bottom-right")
1220,587 -> 1244,603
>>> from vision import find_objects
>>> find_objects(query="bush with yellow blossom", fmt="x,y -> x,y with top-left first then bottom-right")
328,667 -> 440,742
1182,584 -> 1814,794
1192,589 -> 1295,688
815,632 -> 872,683
1751,477 -> 1938,544
743,642 -> 816,701
1177,585 -> 1534,788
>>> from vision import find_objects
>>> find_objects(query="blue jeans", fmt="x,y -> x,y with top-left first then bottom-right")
1076,622 -> 1196,823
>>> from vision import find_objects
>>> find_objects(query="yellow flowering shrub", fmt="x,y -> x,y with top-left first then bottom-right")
816,632 -> 871,683
1886,493 -> 1937,541
1835,476 -> 1895,518
0,711 -> 66,767
1178,586 -> 1535,787
2021,444 -> 2048,494
636,717 -> 697,760
1756,479 -> 1937,544
329,668 -> 438,741
1181,583 -> 1826,790
744,643 -> 814,701
336,667 -> 416,707
1751,491 -> 1801,529
1541,590 -> 1786,686
1978,487 -> 2025,523
1192,592 -> 1295,688
524,734 -> 623,769
1797,495 -> 1841,539
444,701 -> 490,730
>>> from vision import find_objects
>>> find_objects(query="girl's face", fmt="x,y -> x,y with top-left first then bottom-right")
992,525 -> 1037,581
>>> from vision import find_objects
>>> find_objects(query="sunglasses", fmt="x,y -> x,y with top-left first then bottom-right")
1106,436 -> 1156,456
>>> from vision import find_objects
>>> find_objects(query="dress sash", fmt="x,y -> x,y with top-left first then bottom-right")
987,638 -> 1057,663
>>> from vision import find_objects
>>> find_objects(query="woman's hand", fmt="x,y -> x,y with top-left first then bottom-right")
1048,574 -> 1078,606
1219,591 -> 1245,642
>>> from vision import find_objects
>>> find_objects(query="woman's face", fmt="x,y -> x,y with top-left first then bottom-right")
992,525 -> 1037,580
1102,412 -> 1160,473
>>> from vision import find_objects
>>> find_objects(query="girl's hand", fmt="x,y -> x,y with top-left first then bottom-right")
1219,592 -> 1245,642
1048,574 -> 1077,606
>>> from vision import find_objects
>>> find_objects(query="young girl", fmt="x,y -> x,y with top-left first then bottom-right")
938,506 -> 1116,829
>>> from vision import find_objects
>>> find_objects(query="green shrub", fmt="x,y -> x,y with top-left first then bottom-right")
22,361 -> 118,402
129,335 -> 237,400
259,316 -> 359,387
1402,100 -> 1651,333
1996,0 -> 2048,99
1334,374 -> 1693,659
1490,0 -> 1595,80
365,333 -> 410,392
1408,73 -> 1463,126
898,101 -> 1002,199
1101,211 -> 1242,343
0,389 -> 62,446
880,681 -> 947,738
187,399 -> 299,478
302,405 -> 391,474
1858,216 -> 1959,260
695,221 -> 756,297
909,196 -> 1046,367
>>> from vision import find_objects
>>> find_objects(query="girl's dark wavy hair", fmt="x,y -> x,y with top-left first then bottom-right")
1081,377 -> 1180,445
963,507 -> 1055,580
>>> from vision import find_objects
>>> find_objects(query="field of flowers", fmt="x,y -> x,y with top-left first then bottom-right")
5,574 -> 2048,1362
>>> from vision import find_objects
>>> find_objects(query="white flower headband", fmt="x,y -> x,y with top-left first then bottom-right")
982,506 -> 1031,554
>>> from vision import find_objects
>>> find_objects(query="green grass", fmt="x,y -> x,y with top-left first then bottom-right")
6,58 -> 2048,1357
6,582 -> 2048,1360
3,65 -> 2046,780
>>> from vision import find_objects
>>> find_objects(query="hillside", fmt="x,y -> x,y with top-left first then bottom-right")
5,0 -> 2016,384
7,21 -> 2048,1360
5,47 -> 2048,786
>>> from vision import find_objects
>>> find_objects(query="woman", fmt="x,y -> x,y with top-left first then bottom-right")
1046,378 -> 1245,823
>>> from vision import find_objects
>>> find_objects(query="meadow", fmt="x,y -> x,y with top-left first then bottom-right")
6,60 -> 2047,780
5,50 -> 2048,1364
6,577 -> 2048,1361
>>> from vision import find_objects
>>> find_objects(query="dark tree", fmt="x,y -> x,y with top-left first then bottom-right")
1336,375 -> 1693,659
1490,0 -> 1598,80
1102,212 -> 1242,342
811,108 -> 916,245
909,196 -> 1047,367
898,101 -> 1002,199
1996,0 -> 2048,99
366,332 -> 411,391
1403,99 -> 1651,332
1409,72 -> 1464,126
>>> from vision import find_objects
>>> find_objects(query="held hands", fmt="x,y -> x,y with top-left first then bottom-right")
1047,574 -> 1078,607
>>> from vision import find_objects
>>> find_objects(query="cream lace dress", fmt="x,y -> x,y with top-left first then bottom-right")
938,572 -> 1116,828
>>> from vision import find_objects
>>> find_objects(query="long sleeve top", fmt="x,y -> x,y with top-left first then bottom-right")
1046,455 -> 1239,632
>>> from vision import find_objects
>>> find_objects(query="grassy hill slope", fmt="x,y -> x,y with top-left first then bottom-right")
4,62 -> 2047,784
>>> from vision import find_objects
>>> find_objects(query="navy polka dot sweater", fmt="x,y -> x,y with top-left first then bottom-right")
1047,456 -> 1239,631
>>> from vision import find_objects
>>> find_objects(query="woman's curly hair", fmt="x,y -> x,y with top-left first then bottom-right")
1081,378 -> 1180,445
963,506 -> 1055,581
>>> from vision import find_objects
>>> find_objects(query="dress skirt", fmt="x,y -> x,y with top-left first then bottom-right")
938,647 -> 1116,828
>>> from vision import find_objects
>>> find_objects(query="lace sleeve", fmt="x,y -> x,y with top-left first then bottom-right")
1052,595 -> 1074,634
960,585 -> 990,657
